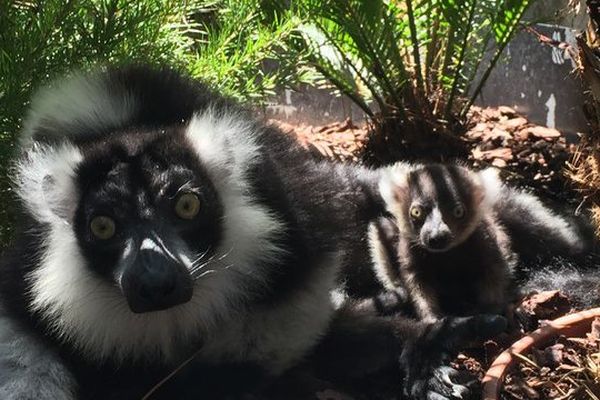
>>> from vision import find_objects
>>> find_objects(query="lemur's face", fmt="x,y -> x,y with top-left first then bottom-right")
73,130 -> 223,313
17,111 -> 284,362
383,164 -> 485,252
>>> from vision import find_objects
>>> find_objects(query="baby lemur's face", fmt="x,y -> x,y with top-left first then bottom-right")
381,163 -> 485,252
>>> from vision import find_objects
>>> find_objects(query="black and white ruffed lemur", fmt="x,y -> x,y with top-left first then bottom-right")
0,66 -> 505,400
365,162 -> 594,321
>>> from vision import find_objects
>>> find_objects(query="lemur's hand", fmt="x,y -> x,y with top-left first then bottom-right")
401,314 -> 507,400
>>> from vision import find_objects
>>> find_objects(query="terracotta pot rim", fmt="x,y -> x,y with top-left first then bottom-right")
481,307 -> 600,400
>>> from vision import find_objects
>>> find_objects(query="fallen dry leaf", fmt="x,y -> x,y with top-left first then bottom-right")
526,126 -> 562,140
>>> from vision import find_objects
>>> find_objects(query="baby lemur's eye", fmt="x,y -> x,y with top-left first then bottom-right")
175,193 -> 201,220
453,204 -> 465,219
409,205 -> 423,219
90,216 -> 116,240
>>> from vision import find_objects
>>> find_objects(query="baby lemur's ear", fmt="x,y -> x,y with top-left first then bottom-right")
475,167 -> 503,208
379,162 -> 411,207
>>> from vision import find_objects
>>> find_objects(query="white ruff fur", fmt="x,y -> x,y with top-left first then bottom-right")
21,70 -> 135,143
16,107 -> 337,370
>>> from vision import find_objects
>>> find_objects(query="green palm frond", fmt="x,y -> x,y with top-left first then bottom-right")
290,0 -> 535,130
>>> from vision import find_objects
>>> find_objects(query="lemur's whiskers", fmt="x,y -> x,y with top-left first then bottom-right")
189,246 -> 213,269
190,246 -> 235,279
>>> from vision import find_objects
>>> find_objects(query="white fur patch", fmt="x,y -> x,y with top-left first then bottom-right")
22,70 -> 136,143
479,167 -> 583,252
478,167 -> 503,210
185,109 -> 287,270
368,223 -> 399,291
509,190 -> 583,252
198,254 -> 339,374
22,109 -> 298,368
378,162 -> 411,208
139,238 -> 160,253
15,143 -> 83,225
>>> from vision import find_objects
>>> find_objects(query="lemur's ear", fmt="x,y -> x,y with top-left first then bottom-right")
41,174 -> 78,222
476,167 -> 503,207
15,143 -> 82,225
379,162 -> 410,207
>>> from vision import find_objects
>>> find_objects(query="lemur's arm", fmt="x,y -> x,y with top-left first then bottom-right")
369,216 -> 443,321
313,299 -> 507,399
403,273 -> 444,322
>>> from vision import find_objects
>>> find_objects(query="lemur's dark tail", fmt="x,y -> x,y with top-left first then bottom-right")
479,168 -> 597,271
479,168 -> 600,307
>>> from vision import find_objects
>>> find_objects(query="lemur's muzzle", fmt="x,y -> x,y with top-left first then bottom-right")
121,237 -> 193,313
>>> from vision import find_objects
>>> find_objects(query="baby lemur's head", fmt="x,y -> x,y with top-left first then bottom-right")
380,163 -> 492,252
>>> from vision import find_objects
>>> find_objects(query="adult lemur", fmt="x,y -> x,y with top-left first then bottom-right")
0,66 -> 505,399
367,162 -> 592,320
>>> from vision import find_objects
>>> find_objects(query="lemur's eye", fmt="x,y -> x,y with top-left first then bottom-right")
175,193 -> 201,220
453,205 -> 465,219
409,205 -> 423,219
90,216 -> 116,240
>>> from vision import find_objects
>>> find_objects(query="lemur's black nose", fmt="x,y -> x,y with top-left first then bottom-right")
426,232 -> 452,250
121,249 -> 193,313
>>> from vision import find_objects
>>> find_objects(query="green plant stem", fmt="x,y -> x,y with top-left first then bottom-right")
444,0 -> 477,119
438,24 -> 455,91
425,14 -> 441,96
406,0 -> 425,96
463,28 -> 494,96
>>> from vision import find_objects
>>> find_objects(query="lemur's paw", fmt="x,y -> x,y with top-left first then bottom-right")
406,365 -> 477,400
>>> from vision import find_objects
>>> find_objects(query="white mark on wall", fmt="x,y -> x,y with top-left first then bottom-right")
520,92 -> 526,99
537,24 -> 578,67
285,89 -> 292,105
537,90 -> 542,98
545,93 -> 556,128
551,31 -> 565,65
522,64 -> 527,72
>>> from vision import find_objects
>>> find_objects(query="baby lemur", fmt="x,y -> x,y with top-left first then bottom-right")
369,162 -> 592,321
370,163 -> 518,321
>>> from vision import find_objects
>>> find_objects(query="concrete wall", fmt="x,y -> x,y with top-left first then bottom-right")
476,24 -> 586,134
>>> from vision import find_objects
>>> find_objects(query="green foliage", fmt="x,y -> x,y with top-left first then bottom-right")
0,0 -> 305,142
187,0 -> 313,102
291,0 -> 534,130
